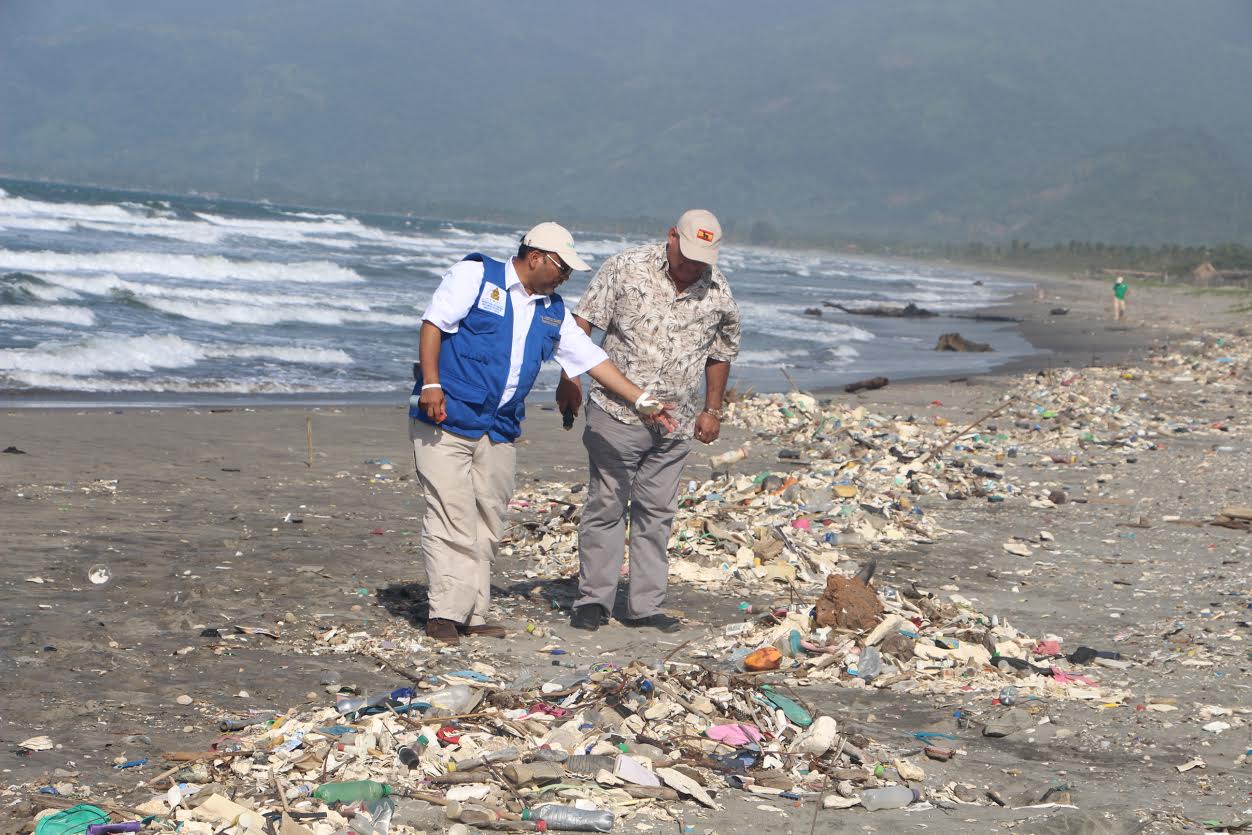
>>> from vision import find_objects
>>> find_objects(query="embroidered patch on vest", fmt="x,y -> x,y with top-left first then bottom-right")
477,284 -> 506,315
539,314 -> 563,327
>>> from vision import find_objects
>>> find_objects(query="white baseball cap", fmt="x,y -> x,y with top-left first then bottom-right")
675,209 -> 722,265
522,222 -> 591,271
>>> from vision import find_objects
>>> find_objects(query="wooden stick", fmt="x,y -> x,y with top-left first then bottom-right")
779,367 -> 799,392
367,651 -> 423,683
915,395 -> 1019,466
273,768 -> 292,815
161,749 -> 250,762
306,416 -> 314,468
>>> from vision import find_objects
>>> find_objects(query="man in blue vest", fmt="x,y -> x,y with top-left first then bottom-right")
411,222 -> 675,645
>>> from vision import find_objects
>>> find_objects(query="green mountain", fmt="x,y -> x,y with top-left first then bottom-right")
2,1 -> 1250,244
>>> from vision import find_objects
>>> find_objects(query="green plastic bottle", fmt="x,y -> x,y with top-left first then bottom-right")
313,779 -> 391,803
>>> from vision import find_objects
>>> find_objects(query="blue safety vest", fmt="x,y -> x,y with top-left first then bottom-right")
410,254 -> 564,442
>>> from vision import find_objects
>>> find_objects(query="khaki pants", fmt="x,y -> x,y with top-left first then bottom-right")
410,419 -> 515,625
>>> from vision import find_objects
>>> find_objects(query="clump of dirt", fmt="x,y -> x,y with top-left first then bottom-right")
814,574 -> 882,630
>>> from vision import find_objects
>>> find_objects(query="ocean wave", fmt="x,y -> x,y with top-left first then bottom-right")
0,304 -> 94,326
0,273 -> 84,302
736,344 -> 859,368
214,344 -> 352,364
143,297 -> 419,326
735,298 -> 877,341
0,334 -> 202,375
0,190 -> 137,224
0,334 -> 354,378
0,371 -> 396,394
0,217 -> 76,233
32,271 -> 377,311
0,249 -> 363,284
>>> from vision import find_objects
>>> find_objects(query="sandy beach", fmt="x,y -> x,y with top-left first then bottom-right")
2,271 -> 1249,833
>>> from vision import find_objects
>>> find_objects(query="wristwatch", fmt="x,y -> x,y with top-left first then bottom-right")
702,407 -> 724,420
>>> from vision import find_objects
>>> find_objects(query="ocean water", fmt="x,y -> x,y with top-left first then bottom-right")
0,179 -> 1034,406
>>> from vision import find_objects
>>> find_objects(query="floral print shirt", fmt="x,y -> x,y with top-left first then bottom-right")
575,242 -> 740,439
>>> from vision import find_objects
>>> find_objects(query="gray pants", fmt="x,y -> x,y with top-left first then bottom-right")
575,401 -> 692,618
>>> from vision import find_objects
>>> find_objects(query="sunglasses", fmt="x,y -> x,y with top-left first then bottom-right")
544,252 -> 572,277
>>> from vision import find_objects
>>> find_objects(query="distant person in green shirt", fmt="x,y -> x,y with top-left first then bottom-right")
1112,275 -> 1129,322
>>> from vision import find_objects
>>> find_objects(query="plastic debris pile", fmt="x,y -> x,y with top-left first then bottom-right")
706,577 -> 1134,706
504,332 -> 1246,595
17,658 -> 1001,833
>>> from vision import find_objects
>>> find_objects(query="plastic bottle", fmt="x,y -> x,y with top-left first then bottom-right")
336,687 -> 414,715
710,446 -> 749,469
422,683 -> 476,713
353,797 -> 396,835
564,754 -> 617,776
861,786 -> 919,811
529,747 -> 569,763
525,804 -> 615,832
397,735 -> 429,768
451,746 -> 519,771
312,779 -> 391,804
857,646 -> 883,680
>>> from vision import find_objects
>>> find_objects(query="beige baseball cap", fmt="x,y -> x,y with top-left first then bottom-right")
675,209 -> 722,265
522,222 -> 591,271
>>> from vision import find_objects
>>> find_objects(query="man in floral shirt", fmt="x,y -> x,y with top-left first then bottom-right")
557,210 -> 741,632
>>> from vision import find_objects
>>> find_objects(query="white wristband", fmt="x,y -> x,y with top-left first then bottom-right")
634,391 -> 661,416
421,383 -> 442,390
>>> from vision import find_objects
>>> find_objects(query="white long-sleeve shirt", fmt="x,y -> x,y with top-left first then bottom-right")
422,258 -> 607,407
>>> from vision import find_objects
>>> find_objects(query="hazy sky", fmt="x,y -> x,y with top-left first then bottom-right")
3,1 -> 1250,243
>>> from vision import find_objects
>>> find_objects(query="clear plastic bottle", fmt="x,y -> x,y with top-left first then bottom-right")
710,445 -> 749,468
526,804 -> 615,832
861,786 -> 919,811
336,686 -> 414,715
422,683 -> 476,712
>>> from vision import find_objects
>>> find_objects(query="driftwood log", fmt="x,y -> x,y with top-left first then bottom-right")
825,302 -> 936,318
935,332 -> 992,352
844,376 -> 889,393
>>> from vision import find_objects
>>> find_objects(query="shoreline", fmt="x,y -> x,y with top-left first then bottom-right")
0,267 -> 1112,411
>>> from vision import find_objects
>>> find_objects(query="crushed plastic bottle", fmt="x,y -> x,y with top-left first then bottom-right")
525,803 -> 615,832
564,754 -> 617,776
857,646 -> 883,680
451,746 -> 519,771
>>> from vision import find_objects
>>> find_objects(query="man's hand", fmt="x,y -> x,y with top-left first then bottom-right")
693,410 -> 721,444
556,375 -> 583,421
418,387 -> 447,423
641,403 -> 679,434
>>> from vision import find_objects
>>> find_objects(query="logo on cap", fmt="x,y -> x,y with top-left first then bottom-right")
696,228 -> 715,243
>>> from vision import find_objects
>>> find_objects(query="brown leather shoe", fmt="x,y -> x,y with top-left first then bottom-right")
463,623 -> 508,639
425,618 -> 460,645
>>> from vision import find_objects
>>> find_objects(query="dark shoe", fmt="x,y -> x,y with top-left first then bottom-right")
570,604 -> 608,631
425,618 -> 460,645
621,613 -> 683,633
463,623 -> 508,639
